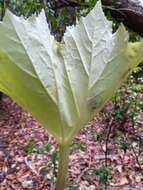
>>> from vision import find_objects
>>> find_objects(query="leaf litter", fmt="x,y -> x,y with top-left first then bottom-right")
0,95 -> 143,190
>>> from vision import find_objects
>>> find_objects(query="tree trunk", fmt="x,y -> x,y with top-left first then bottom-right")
102,0 -> 143,36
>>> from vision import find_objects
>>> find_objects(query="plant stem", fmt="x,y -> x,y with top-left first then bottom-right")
55,143 -> 70,190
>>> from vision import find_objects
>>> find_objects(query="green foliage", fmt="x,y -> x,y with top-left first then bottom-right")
24,139 -> 51,154
93,167 -> 112,188
114,136 -> 131,152
51,151 -> 58,165
77,0 -> 97,16
85,167 -> 112,190
6,0 -> 42,17
72,141 -> 86,151
112,73 -> 143,126
50,151 -> 59,188
96,132 -> 106,143
24,139 -> 36,154
0,0 -> 97,40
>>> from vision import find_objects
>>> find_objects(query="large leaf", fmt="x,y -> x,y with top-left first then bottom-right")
0,1 -> 143,143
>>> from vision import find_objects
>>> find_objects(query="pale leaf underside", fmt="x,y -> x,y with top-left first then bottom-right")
0,1 -> 143,143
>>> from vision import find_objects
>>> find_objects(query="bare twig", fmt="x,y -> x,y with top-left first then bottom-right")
131,144 -> 143,175
103,118 -> 114,190
105,118 -> 113,168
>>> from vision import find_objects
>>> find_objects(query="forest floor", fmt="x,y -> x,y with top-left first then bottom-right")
0,96 -> 143,190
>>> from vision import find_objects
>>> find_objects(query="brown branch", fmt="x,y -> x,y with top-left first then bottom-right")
102,0 -> 143,37
53,0 -> 81,9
